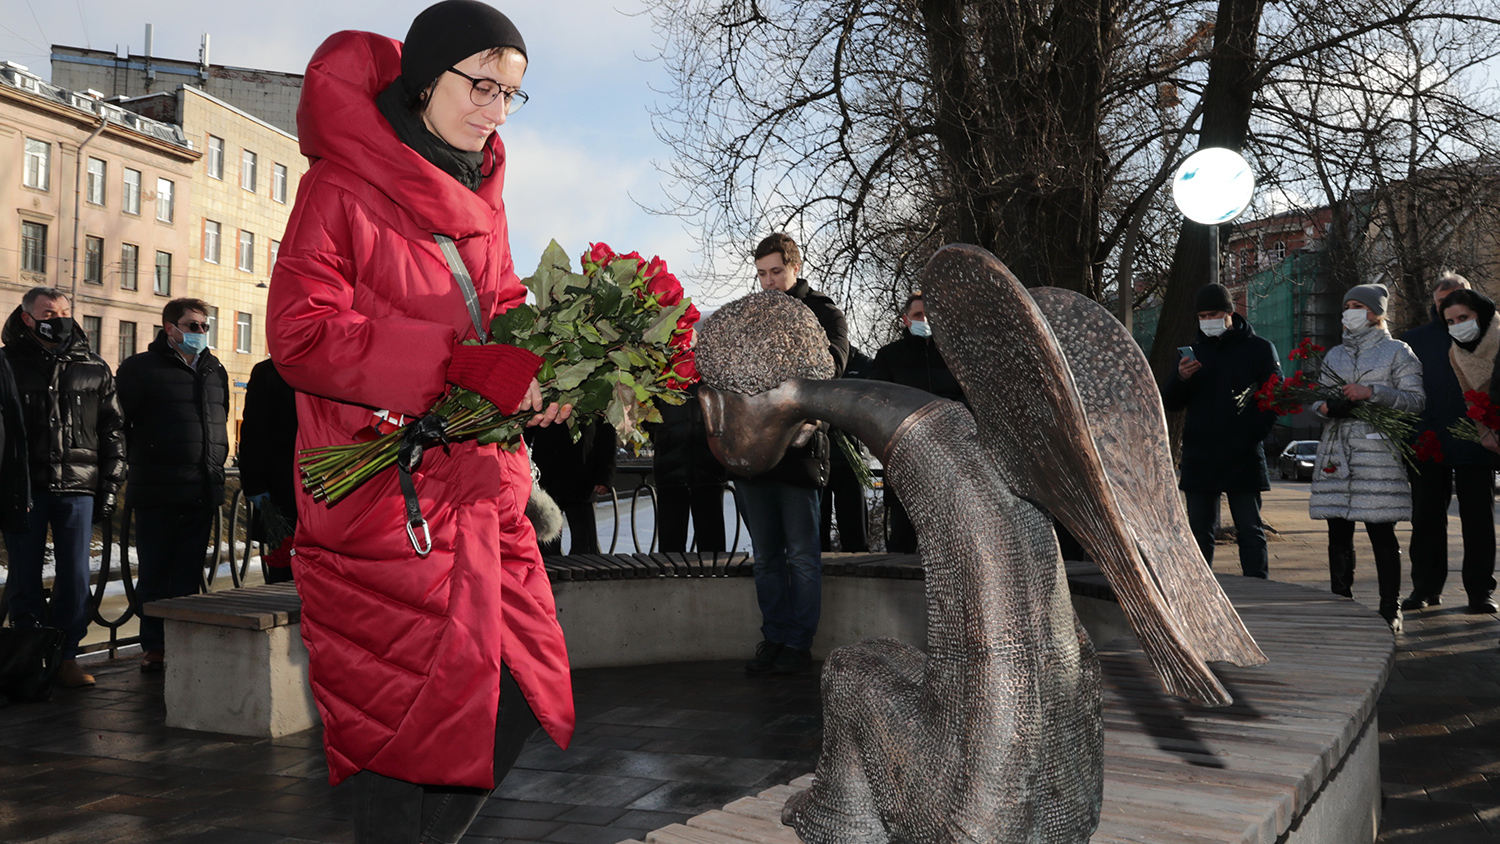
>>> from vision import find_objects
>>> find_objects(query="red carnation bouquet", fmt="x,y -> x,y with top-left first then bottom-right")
299,240 -> 699,505
1451,391 -> 1500,450
1239,337 -> 1420,467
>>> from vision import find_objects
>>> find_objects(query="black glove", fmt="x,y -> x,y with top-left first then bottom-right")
1324,398 -> 1357,419
92,493 -> 116,525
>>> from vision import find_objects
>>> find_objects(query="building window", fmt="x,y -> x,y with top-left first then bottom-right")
273,163 -> 288,203
118,321 -> 137,363
207,135 -> 224,179
120,243 -> 139,290
154,251 -> 172,295
269,239 -> 280,273
84,236 -> 103,285
123,168 -> 141,215
86,157 -> 106,205
155,178 -> 174,223
23,138 -> 49,190
238,230 -> 255,272
1239,250 -> 1255,275
21,221 -> 46,274
235,311 -> 252,354
207,307 -> 219,348
83,316 -> 101,347
1268,240 -> 1287,264
241,150 -> 258,192
203,220 -> 221,263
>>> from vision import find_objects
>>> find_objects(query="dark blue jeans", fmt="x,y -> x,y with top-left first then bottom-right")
134,505 -> 215,652
734,479 -> 823,650
4,491 -> 94,658
1185,490 -> 1268,578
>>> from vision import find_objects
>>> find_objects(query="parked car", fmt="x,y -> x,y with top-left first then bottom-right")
1277,440 -> 1319,481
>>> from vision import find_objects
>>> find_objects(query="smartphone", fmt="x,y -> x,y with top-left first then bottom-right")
1177,346 -> 1196,361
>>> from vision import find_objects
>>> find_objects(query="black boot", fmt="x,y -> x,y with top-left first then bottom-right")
1329,545 -> 1355,598
1373,537 -> 1404,633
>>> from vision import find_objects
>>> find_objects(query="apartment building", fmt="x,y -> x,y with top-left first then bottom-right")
0,61 -> 199,372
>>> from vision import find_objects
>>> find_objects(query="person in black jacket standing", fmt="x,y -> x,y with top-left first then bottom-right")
1400,273 -> 1497,613
239,358 -> 298,584
1161,283 -> 1280,578
526,421 -> 616,556
868,293 -> 967,553
738,233 -> 849,674
0,351 -> 27,535
116,298 -> 229,672
2,287 -> 126,687
650,381 -> 727,553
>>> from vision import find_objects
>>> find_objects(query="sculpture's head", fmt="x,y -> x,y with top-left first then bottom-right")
695,291 -> 836,475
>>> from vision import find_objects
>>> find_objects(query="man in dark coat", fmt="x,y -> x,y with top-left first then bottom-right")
526,421 -> 616,556
0,352 -> 27,534
1161,283 -> 1280,578
821,346 -> 872,553
1,287 -> 125,687
1400,273 -> 1497,613
116,298 -> 230,671
868,293 -> 967,552
650,381 -> 727,553
738,233 -> 849,675
239,358 -> 298,584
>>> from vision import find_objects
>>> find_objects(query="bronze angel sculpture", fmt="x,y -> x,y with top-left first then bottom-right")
693,245 -> 1267,844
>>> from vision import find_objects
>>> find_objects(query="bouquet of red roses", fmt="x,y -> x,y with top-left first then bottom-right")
1451,390 -> 1500,448
298,240 -> 698,506
1240,337 -> 1420,466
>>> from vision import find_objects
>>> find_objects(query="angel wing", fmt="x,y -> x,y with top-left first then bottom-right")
924,244 -> 1262,706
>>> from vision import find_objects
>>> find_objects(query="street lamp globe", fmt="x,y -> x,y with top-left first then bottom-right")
1171,148 -> 1255,225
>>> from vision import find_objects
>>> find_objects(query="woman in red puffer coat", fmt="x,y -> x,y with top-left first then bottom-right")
267,3 -> 573,841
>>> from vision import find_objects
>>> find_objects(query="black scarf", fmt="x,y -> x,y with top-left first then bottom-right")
376,81 -> 485,192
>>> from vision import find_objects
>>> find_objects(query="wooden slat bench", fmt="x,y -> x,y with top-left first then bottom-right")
144,582 -> 316,739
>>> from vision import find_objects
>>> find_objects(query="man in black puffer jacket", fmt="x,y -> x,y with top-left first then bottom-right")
2,287 -> 126,687
737,233 -> 849,675
116,298 -> 229,672
1161,283 -> 1280,579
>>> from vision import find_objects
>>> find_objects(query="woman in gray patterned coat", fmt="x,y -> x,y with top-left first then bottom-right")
1309,283 -> 1424,631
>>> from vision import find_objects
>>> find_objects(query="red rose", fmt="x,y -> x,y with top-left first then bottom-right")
1469,405 -> 1489,421
584,242 -> 615,268
617,251 -> 647,274
644,255 -> 669,280
648,272 -> 684,307
665,351 -> 698,387
1323,465 -> 1337,474
676,302 -> 700,331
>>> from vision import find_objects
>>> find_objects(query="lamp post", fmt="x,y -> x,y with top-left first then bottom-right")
1170,147 -> 1255,290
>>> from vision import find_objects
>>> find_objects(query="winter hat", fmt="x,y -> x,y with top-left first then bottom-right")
1194,283 -> 1234,313
401,0 -> 527,99
1343,283 -> 1389,316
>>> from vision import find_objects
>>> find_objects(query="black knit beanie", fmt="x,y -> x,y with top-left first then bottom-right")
1194,283 -> 1234,313
401,0 -> 527,99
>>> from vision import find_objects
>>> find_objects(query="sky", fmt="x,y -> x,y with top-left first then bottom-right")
0,0 -> 748,308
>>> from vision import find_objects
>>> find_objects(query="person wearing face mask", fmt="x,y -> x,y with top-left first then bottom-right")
116,298 -> 230,672
1308,283 -> 1425,632
1161,283 -> 1281,578
266,4 -> 577,840
1399,273 -> 1498,616
869,292 -> 966,552
1,287 -> 126,688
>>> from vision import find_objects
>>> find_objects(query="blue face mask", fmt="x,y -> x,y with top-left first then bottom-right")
909,318 -> 932,338
177,332 -> 209,354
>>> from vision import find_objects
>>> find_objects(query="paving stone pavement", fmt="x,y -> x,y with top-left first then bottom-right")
0,476 -> 1495,842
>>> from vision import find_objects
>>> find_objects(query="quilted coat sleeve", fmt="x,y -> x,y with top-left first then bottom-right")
1371,340 -> 1425,415
94,358 -> 126,491
267,168 -> 457,417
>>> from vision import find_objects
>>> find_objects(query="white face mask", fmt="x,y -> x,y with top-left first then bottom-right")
1342,308 -> 1372,332
1199,318 -> 1227,338
1449,319 -> 1481,344
909,318 -> 932,338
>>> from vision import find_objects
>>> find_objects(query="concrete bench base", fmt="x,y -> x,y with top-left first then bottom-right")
163,619 -> 319,738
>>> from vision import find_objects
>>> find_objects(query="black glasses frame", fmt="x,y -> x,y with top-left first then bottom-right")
445,68 -> 528,114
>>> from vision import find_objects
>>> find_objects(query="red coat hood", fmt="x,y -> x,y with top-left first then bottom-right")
297,30 -> 507,239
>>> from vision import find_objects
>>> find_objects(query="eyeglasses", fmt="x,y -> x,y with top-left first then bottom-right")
176,320 -> 210,332
445,68 -> 528,114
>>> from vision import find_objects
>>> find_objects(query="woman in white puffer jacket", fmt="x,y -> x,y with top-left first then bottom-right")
1309,283 -> 1424,632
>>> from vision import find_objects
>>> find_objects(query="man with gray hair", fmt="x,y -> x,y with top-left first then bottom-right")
2,287 -> 126,687
1400,271 -> 1497,614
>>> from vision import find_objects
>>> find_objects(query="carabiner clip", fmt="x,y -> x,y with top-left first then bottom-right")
407,518 -> 433,556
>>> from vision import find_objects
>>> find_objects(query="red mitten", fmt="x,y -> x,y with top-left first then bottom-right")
446,344 -> 544,413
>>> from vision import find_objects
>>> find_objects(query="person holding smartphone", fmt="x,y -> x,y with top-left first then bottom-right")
1161,283 -> 1281,578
